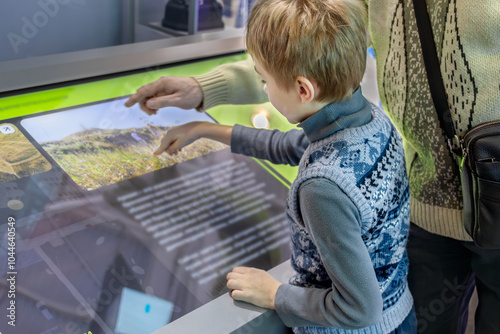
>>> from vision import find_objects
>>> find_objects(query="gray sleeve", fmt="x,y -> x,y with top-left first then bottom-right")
275,178 -> 383,329
230,124 -> 309,166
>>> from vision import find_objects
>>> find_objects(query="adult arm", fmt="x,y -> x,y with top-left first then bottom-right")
125,57 -> 268,114
275,178 -> 383,329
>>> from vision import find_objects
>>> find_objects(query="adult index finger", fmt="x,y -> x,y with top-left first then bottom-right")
124,82 -> 158,108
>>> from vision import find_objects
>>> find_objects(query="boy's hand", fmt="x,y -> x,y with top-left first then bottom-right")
125,76 -> 203,115
226,267 -> 281,310
154,121 -> 233,156
154,121 -> 205,156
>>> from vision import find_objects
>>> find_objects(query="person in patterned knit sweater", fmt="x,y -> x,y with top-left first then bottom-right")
142,0 -> 415,332
126,0 -> 500,333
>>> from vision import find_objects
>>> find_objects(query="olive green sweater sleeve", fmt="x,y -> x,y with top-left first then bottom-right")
192,56 -> 269,111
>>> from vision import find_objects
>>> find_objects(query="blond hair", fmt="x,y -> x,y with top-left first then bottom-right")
246,0 -> 367,102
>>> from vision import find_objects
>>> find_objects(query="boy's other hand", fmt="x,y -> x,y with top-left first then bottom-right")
125,76 -> 203,115
226,267 -> 281,310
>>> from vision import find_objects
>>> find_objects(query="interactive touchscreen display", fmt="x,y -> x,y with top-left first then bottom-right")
0,95 -> 292,333
21,98 -> 227,191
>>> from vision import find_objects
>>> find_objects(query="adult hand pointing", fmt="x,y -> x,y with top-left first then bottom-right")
125,76 -> 204,115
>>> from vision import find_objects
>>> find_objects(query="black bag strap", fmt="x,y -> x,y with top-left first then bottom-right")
412,0 -> 461,153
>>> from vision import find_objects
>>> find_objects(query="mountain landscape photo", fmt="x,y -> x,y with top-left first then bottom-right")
40,125 -> 227,191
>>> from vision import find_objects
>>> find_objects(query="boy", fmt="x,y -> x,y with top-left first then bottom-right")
154,0 -> 415,332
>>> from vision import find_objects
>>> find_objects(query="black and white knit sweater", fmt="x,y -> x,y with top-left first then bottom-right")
368,0 -> 500,239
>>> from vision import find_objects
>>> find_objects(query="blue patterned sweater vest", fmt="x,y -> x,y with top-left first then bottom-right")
287,108 -> 412,333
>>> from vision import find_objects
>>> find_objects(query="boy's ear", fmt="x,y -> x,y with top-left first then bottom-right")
296,76 -> 316,104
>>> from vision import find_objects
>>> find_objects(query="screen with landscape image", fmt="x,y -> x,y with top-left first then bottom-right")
0,123 -> 52,184
21,97 -> 227,191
